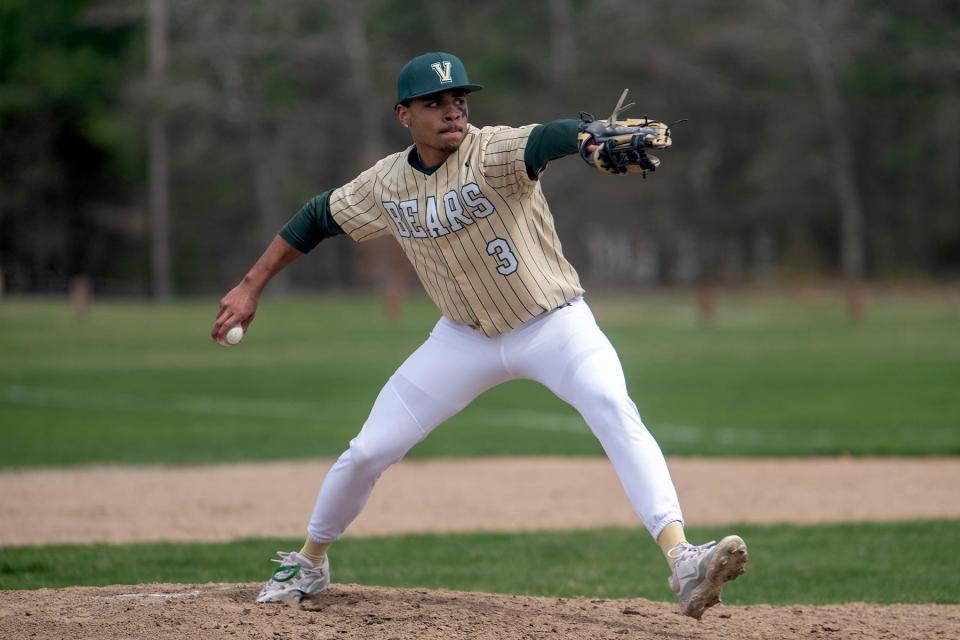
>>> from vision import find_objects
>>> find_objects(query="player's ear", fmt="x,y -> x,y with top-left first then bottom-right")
395,104 -> 410,128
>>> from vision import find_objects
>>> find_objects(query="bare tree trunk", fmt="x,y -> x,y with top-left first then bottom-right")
251,124 -> 290,293
335,0 -> 410,319
797,0 -> 866,320
147,0 -> 172,299
549,0 -> 576,87
337,1 -> 386,164
690,125 -> 721,324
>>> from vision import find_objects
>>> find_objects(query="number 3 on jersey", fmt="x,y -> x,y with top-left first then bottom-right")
486,238 -> 518,275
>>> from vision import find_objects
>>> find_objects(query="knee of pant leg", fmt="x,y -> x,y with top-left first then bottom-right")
580,388 -> 643,434
339,381 -> 432,477
343,436 -> 401,477
583,389 -> 624,423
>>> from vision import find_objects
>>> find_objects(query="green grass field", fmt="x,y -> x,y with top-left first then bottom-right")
2,521 -> 958,604
2,292 -> 958,466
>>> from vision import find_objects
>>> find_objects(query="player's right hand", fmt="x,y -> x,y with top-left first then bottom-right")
211,282 -> 260,343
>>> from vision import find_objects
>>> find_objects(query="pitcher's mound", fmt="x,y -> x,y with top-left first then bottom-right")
1,583 -> 957,639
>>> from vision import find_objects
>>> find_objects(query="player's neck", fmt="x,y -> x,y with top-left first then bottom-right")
414,145 -> 454,170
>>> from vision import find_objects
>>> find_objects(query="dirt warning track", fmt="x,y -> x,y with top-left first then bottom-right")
2,456 -> 958,546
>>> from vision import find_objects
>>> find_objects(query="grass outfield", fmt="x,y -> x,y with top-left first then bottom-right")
1,521 -> 958,604
1,292 -> 959,466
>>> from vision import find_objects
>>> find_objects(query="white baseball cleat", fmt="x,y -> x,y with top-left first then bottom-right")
668,535 -> 748,620
256,551 -> 330,604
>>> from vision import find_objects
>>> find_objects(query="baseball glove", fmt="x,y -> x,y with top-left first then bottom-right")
577,89 -> 682,176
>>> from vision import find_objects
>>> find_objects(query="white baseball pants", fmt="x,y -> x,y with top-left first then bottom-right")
307,297 -> 684,542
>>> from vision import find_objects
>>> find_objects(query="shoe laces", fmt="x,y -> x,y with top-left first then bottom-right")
267,550 -> 324,582
270,550 -> 302,567
668,540 -> 717,565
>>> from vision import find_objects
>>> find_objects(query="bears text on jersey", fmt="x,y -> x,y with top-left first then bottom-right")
383,182 -> 495,239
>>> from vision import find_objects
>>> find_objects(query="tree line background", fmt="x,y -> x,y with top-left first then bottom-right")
1,0 -> 958,299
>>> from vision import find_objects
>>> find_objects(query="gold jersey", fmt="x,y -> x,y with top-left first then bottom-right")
329,124 -> 583,337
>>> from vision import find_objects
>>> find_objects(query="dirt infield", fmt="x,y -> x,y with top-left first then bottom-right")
3,457 -> 959,546
1,582 -> 958,640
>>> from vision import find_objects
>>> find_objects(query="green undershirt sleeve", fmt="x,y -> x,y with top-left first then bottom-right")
278,191 -> 344,253
524,119 -> 580,179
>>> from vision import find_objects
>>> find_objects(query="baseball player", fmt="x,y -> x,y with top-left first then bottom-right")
212,52 -> 747,620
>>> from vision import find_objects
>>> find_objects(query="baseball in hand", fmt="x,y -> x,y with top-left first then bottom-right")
225,325 -> 244,345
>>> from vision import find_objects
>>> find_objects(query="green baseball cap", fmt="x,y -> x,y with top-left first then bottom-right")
396,52 -> 483,105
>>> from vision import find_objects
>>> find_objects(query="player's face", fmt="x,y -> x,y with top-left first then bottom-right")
397,90 -> 469,165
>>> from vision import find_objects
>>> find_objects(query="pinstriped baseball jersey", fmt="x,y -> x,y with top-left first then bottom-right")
329,124 -> 584,337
